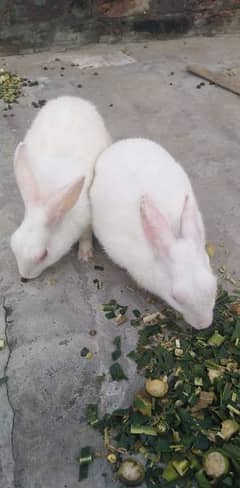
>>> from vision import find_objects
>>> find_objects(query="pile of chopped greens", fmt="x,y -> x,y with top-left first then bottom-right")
82,289 -> 240,487
0,68 -> 23,104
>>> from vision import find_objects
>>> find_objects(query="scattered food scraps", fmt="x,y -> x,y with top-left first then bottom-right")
78,446 -> 93,481
143,312 -> 165,325
112,336 -> 122,361
86,404 -> 98,427
32,99 -> 47,109
116,313 -> 127,326
101,300 -> 128,322
0,376 -> 8,386
206,243 -> 216,259
93,278 -> 103,289
94,265 -> 104,271
47,277 -> 56,286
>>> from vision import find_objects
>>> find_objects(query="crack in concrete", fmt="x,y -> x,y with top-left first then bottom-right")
2,298 -> 16,487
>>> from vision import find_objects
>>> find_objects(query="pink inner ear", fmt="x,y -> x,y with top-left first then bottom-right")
46,177 -> 85,226
140,194 -> 174,256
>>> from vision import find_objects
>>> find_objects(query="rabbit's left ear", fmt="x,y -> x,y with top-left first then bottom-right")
14,142 -> 40,207
45,177 -> 85,226
180,195 -> 205,245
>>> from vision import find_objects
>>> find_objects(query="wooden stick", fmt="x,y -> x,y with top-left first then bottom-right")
186,64 -> 240,96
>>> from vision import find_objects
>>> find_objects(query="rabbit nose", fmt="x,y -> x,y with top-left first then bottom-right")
197,318 -> 212,330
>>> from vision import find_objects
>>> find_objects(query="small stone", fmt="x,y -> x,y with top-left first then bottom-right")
77,84 -> 82,88
81,347 -> 89,357
89,330 -> 97,336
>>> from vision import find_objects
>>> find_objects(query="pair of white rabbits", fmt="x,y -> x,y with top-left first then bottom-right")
11,96 -> 217,330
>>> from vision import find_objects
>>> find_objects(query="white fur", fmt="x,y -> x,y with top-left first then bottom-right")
11,96 -> 111,278
90,138 -> 217,330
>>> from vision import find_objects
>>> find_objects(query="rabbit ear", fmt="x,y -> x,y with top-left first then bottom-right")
14,142 -> 40,207
140,194 -> 174,256
180,195 -> 205,245
46,177 -> 85,226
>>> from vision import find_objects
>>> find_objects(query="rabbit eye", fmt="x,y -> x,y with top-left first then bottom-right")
37,249 -> 48,263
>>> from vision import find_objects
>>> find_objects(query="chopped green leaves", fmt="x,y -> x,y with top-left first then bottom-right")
86,289 -> 240,486
110,362 -> 128,381
112,336 -> 122,361
208,330 -> 225,347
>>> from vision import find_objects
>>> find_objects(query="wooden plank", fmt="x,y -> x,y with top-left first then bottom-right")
186,64 -> 240,96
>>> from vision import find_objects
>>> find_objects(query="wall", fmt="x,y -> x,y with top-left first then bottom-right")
0,0 -> 239,54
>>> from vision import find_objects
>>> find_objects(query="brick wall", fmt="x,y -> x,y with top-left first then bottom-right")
0,0 -> 239,54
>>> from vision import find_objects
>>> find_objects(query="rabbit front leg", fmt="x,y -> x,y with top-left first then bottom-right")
78,224 -> 93,261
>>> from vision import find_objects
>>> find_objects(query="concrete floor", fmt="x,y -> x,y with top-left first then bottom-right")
0,35 -> 240,488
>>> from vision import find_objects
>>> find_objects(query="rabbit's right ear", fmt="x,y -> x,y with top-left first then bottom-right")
140,194 -> 174,256
14,142 -> 40,207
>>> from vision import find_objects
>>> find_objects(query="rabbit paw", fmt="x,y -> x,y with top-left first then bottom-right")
78,239 -> 93,262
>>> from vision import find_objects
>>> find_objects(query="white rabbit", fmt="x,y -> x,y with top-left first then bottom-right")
90,138 -> 217,330
11,95 -> 111,279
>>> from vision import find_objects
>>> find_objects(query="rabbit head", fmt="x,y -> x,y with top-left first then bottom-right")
11,143 -> 84,279
140,194 -> 217,329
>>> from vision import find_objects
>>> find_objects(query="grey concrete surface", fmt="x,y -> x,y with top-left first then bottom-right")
0,35 -> 240,488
